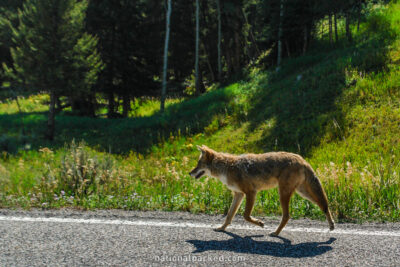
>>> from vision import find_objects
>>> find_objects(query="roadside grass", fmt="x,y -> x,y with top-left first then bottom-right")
0,3 -> 399,223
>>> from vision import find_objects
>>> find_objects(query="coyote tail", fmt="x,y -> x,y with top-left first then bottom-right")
305,169 -> 335,230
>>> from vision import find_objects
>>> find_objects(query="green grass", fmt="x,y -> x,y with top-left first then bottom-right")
0,3 -> 400,223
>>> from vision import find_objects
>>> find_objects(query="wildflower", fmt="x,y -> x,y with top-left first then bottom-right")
39,147 -> 53,154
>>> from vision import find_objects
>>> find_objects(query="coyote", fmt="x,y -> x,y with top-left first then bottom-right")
189,145 -> 335,236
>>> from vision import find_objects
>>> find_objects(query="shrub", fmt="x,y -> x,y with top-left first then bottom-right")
59,140 -> 115,197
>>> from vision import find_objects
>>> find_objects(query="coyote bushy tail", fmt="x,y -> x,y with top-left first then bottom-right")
304,169 -> 335,230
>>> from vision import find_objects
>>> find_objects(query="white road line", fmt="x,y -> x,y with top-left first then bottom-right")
0,215 -> 399,237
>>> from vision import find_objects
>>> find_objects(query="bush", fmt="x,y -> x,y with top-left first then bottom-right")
59,140 -> 115,197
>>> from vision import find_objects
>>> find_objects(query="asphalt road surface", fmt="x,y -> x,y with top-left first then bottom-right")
0,209 -> 399,266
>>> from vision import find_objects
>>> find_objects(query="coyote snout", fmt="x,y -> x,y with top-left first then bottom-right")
190,145 -> 335,236
189,167 -> 205,179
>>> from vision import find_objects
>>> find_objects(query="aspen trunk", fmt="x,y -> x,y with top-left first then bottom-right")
160,0 -> 172,112
216,0 -> 222,81
334,13 -> 338,43
329,14 -> 333,44
195,0 -> 200,95
277,0 -> 284,67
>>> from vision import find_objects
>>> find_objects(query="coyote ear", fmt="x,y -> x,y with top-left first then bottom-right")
201,145 -> 210,150
196,145 -> 204,152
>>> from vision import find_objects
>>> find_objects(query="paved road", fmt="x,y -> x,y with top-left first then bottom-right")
0,209 -> 399,266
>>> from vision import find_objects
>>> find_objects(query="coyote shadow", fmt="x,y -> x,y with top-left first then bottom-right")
186,231 -> 336,258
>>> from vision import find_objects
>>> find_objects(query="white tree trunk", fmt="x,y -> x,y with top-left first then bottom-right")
216,0 -> 222,81
329,13 -> 333,44
195,0 -> 200,95
161,0 -> 172,112
277,0 -> 284,68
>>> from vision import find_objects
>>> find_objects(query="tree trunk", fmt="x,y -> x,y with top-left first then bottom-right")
234,4 -> 241,73
285,40 -> 290,57
14,94 -> 25,137
107,23 -> 116,118
242,8 -> 260,59
277,0 -> 284,67
107,91 -> 115,117
334,13 -> 338,43
198,68 -> 206,94
55,95 -> 62,113
161,0 -> 172,112
195,0 -> 201,95
46,89 -> 56,140
303,25 -> 308,54
122,90 -> 130,117
202,42 -> 215,82
225,46 -> 233,76
345,12 -> 352,43
329,14 -> 333,44
200,1 -> 216,82
216,0 -> 222,81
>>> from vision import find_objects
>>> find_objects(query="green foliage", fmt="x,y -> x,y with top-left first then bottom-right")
2,0 -> 103,108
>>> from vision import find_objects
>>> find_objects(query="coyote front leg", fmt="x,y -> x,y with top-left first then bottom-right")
214,192 -> 244,231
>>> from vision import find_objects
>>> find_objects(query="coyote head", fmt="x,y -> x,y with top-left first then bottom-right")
189,145 -> 214,179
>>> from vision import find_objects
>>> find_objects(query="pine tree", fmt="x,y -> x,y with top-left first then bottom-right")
3,0 -> 103,140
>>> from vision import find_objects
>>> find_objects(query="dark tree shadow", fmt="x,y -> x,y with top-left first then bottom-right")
242,29 -> 394,156
0,86 -> 234,154
186,231 -> 336,258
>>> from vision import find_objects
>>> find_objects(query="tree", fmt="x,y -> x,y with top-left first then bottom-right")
0,0 -> 23,87
195,0 -> 200,95
216,0 -> 222,81
277,0 -> 284,67
86,0 -> 157,118
3,0 -> 103,140
160,0 -> 172,113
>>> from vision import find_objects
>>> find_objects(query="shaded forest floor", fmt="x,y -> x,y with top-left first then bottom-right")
0,3 -> 399,222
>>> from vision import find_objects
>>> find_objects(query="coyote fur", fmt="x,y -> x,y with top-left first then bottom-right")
189,145 -> 334,236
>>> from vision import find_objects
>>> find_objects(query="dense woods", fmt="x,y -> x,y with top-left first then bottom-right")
0,0 -> 387,139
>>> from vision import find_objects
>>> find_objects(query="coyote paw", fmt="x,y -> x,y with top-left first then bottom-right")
257,220 -> 264,228
329,224 -> 335,231
213,226 -> 226,232
269,231 -> 279,237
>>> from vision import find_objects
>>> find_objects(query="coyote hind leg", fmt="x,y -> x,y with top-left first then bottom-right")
243,191 -> 264,228
271,179 -> 298,236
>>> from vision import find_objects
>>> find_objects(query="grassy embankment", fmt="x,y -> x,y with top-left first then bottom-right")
0,3 -> 399,222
